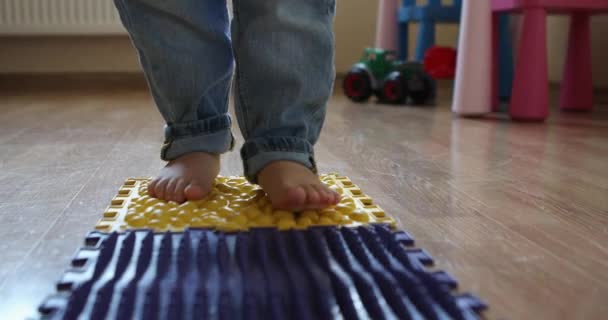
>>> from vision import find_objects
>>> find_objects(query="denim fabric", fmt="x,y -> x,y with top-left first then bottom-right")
114,0 -> 336,182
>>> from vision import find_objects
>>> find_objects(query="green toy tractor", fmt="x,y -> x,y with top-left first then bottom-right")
343,48 -> 435,105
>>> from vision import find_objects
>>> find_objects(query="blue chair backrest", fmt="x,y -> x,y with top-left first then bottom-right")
402,0 -> 462,8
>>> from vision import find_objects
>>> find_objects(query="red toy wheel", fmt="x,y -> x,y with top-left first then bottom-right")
343,70 -> 372,102
381,74 -> 406,104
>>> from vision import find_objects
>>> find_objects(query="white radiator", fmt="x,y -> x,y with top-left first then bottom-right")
0,0 -> 126,35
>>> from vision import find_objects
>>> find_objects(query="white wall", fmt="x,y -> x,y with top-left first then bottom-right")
0,2 -> 606,87
0,0 -> 455,75
0,36 -> 140,73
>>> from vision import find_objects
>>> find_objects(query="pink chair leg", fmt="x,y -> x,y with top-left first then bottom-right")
452,0 -> 492,116
510,8 -> 549,121
375,0 -> 400,51
560,13 -> 594,111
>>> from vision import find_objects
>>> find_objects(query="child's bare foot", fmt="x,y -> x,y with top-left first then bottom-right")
147,152 -> 219,203
257,161 -> 340,211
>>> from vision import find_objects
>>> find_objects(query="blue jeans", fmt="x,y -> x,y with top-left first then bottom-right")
114,0 -> 336,182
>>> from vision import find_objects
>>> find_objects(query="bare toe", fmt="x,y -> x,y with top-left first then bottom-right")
148,178 -> 160,197
184,182 -> 206,200
172,179 -> 187,203
154,179 -> 169,200
164,178 -> 178,202
321,186 -> 340,205
284,186 -> 307,210
304,185 -> 321,206
312,184 -> 331,204
330,190 -> 340,205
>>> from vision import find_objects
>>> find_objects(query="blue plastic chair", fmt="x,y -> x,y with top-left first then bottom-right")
398,0 -> 461,61
398,0 -> 513,100
496,14 -> 514,101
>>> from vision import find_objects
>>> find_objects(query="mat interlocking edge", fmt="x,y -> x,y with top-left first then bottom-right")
37,174 -> 489,319
38,226 -> 487,320
95,174 -> 397,232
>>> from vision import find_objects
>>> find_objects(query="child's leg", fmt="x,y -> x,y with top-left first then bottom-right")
115,0 -> 233,202
232,0 -> 339,210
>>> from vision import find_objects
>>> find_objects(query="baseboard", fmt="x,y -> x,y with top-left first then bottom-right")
0,72 -> 148,92
1,73 -> 606,95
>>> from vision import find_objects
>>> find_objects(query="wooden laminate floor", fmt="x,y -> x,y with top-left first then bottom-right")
0,75 -> 607,319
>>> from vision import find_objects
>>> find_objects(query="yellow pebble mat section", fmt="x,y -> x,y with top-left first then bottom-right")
95,174 -> 396,232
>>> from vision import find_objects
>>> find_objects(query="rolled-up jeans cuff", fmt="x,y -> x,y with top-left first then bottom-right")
161,114 -> 234,161
241,137 -> 317,183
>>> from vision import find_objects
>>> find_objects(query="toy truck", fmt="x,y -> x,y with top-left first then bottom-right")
343,48 -> 435,105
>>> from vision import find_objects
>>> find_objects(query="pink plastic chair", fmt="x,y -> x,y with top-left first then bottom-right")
452,0 -> 493,116
493,0 -> 608,121
452,0 -> 516,116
